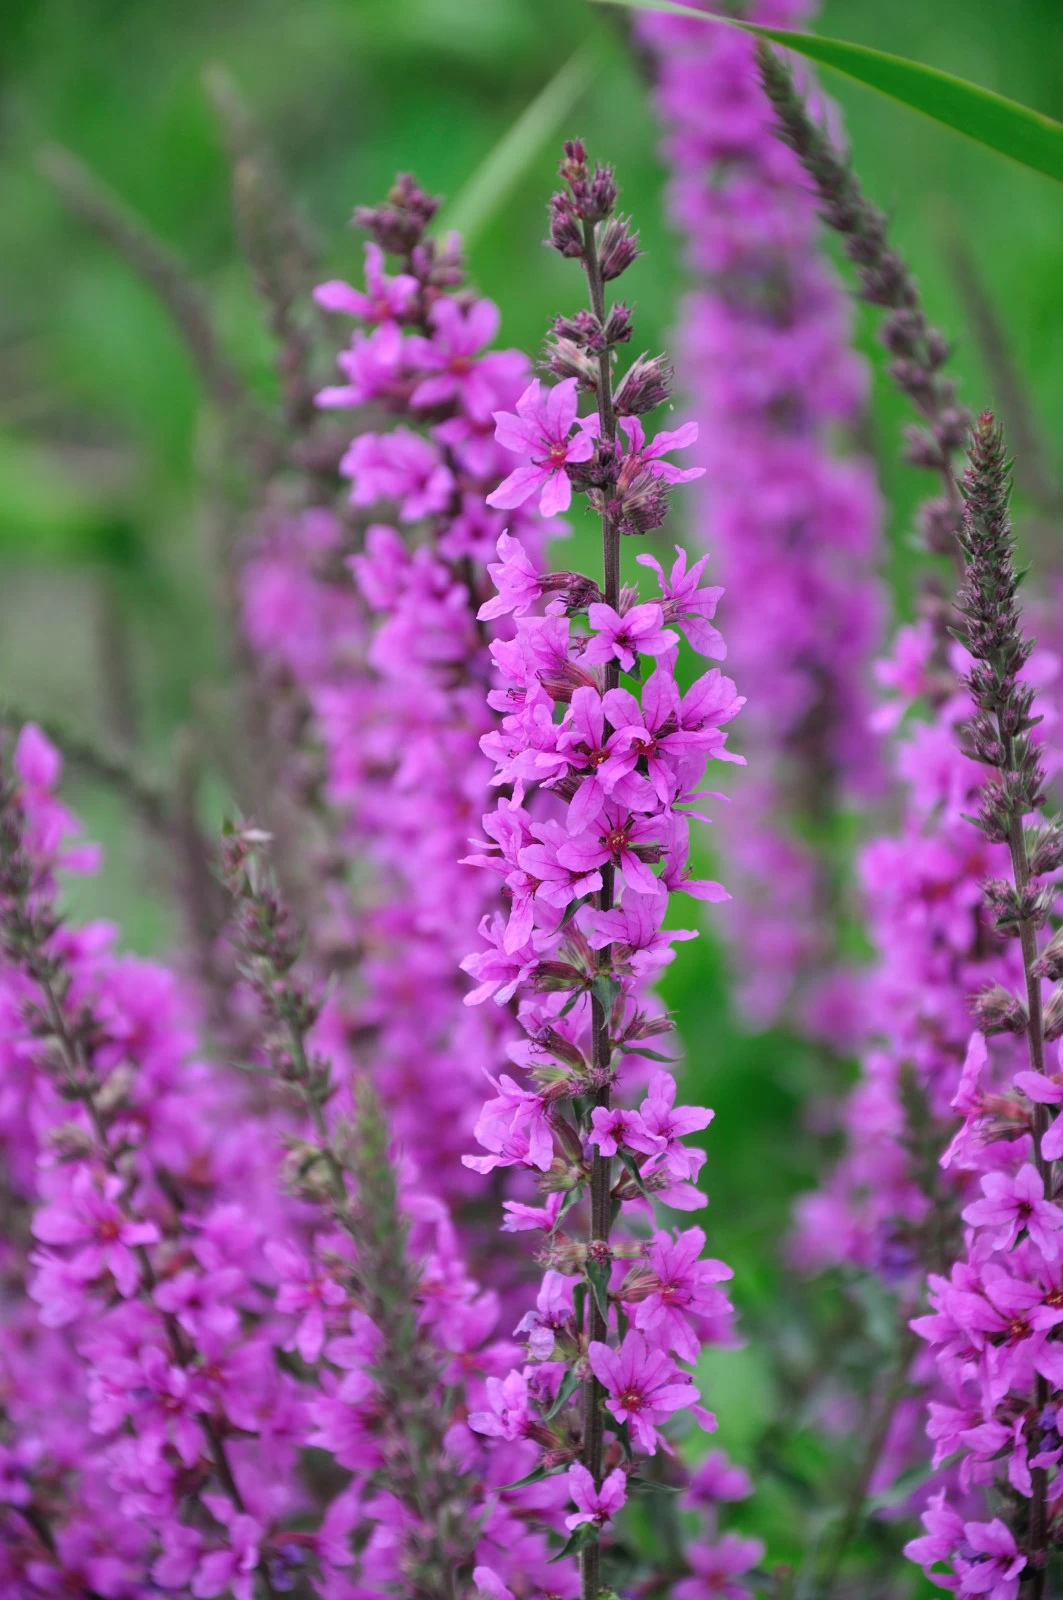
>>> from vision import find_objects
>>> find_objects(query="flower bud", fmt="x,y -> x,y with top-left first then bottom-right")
538,660 -> 600,702
1044,985 -> 1063,1043
971,983 -> 1028,1036
540,571 -> 604,614
614,354 -> 672,417
603,302 -> 634,346
544,336 -> 599,390
1029,821 -> 1063,879
548,192 -> 584,259
598,217 -> 640,281
354,174 -> 439,256
1035,926 -> 1063,983
917,496 -> 963,554
551,309 -> 602,348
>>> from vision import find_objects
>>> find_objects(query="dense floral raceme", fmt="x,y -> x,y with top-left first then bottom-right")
0,162 -> 764,1600
638,0 -> 885,1031
458,140 -> 759,1600
755,56 -> 1063,1530
0,726 -> 313,1597
902,418 -> 1063,1597
0,725 -> 629,1600
243,175 -> 555,1203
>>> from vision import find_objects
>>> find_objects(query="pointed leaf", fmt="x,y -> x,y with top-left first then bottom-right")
586,1256 -> 611,1322
591,0 -> 1063,184
616,1146 -> 652,1199
545,1365 -> 582,1420
590,973 -> 621,1015
549,1521 -> 600,1563
499,1461 -> 566,1491
618,1044 -> 679,1063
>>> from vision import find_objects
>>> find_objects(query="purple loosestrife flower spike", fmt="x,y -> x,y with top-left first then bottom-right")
638,1 -> 886,1034
460,144 -> 746,1600
905,417 -> 1062,1600
279,174 -> 556,1202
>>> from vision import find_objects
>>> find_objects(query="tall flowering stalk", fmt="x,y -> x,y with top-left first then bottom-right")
905,417 -> 1063,1599
637,0 -> 885,1032
222,827 -> 478,1599
0,729 -> 311,1598
461,143 -> 751,1600
221,823 -> 621,1600
246,176 -> 554,1203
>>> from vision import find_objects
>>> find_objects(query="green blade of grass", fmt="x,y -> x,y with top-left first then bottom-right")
592,0 -> 1063,183
440,45 -> 598,245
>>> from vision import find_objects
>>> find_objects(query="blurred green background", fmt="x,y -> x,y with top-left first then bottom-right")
3,0 -> 1063,1585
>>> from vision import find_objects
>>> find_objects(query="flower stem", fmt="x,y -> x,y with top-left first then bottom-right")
579,212 -> 620,1600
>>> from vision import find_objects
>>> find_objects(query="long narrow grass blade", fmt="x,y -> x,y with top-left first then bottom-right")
441,46 -> 598,244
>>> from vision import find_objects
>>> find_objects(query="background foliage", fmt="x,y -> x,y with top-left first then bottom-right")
2,0 -> 1063,1583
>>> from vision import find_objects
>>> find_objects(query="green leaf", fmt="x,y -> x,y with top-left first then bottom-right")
549,1521 -> 600,1563
586,1256 -> 612,1321
618,1043 -> 678,1064
616,1147 -> 652,1198
440,46 -> 597,245
590,0 -> 1063,184
545,1365 -> 582,1420
627,1475 -> 682,1495
499,1461 -> 566,1491
590,973 -> 621,1015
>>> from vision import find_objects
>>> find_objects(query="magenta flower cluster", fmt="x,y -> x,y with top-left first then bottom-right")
0,722 -> 643,1599
243,180 -> 555,1204
639,0 -> 884,1031
456,141 -> 758,1597
12,29 -> 1063,1593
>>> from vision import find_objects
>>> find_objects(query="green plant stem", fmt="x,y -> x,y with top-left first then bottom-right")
579,211 -> 620,1600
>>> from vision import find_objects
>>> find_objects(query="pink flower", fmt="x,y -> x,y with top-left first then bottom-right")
587,1330 -> 705,1453
955,1518 -> 1026,1600
1015,1067 -> 1063,1162
637,544 -> 725,660
477,532 -> 544,621
313,243 -> 418,323
486,378 -> 596,517
961,1164 -> 1063,1259
601,669 -> 692,805
341,428 -> 455,522
191,1506 -> 262,1600
408,298 -> 524,420
501,1193 -> 563,1233
14,722 -> 61,789
468,1370 -> 534,1441
515,1270 -> 573,1359
582,601 -> 678,673
686,1450 -> 753,1505
473,1569 -> 515,1600
265,1239 -> 347,1364
628,1228 -> 734,1362
464,1074 -> 555,1173
565,1462 -> 627,1529
674,1534 -> 765,1600
588,1105 -> 665,1160
33,1168 -> 157,1300
617,416 -> 704,485
581,886 -> 696,979
317,320 -> 406,409
557,686 -> 653,832
640,1072 -> 713,1182
557,804 -> 662,895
